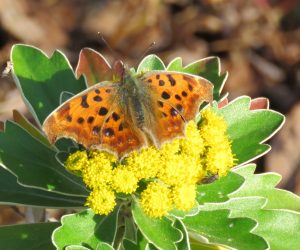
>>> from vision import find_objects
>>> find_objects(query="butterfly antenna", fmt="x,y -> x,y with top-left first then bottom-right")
97,32 -> 119,61
141,42 -> 156,59
135,41 -> 156,68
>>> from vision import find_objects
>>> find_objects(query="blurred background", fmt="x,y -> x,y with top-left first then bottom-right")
0,0 -> 299,225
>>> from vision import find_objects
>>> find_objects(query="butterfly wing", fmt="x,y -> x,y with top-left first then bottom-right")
43,81 -> 147,158
140,71 -> 213,145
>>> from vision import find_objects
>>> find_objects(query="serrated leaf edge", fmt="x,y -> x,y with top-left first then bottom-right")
217,96 -> 285,167
11,44 -> 87,128
191,206 -> 268,250
231,164 -> 300,210
52,208 -> 121,249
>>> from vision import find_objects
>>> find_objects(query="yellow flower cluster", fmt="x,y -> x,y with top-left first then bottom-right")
65,109 -> 235,217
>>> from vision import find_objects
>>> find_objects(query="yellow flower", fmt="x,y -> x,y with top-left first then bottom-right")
199,109 -> 235,177
157,154 -> 199,186
85,186 -> 116,215
65,150 -> 88,172
205,141 -> 235,177
172,184 -> 196,211
180,122 -> 205,158
81,152 -> 114,189
140,182 -> 172,218
65,108 -> 235,218
200,109 -> 228,147
111,166 -> 138,194
126,146 -> 161,179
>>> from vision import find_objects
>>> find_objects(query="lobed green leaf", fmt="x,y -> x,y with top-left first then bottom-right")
183,209 -> 267,250
201,164 -> 300,250
203,197 -> 300,250
11,44 -> 86,126
231,165 -> 300,211
52,208 -> 119,250
214,96 -> 285,165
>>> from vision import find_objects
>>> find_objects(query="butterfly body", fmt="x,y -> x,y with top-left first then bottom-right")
43,67 -> 213,158
117,70 -> 151,130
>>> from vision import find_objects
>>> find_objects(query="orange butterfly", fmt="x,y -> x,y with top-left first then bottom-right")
43,60 -> 213,159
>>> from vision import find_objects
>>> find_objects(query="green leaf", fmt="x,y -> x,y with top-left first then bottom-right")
124,216 -> 137,242
170,206 -> 199,219
0,166 -> 85,207
60,91 -> 75,103
174,220 -> 190,250
131,200 -> 182,250
231,165 -> 300,211
137,55 -> 165,73
11,44 -> 86,126
66,245 -> 90,250
13,110 -> 52,148
123,230 -> 149,250
65,244 -> 114,250
202,165 -> 300,250
214,96 -> 285,165
53,208 -> 120,250
96,243 -> 114,250
0,222 -> 59,250
189,239 -> 226,250
0,121 -> 88,196
183,209 -> 267,250
166,57 -> 183,70
196,171 -> 244,205
203,197 -> 300,250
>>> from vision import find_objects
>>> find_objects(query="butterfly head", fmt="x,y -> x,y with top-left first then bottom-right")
111,60 -> 137,85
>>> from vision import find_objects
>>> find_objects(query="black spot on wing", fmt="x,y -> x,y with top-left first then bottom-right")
77,117 -> 84,124
161,91 -> 170,100
112,112 -> 120,121
66,115 -> 72,122
175,94 -> 182,101
167,74 -> 176,86
103,128 -> 114,137
159,80 -> 165,86
87,116 -> 94,123
93,95 -> 102,102
81,95 -> 89,108
92,126 -> 100,135
98,107 -> 108,116
170,108 -> 178,117
176,104 -> 184,112
182,91 -> 188,97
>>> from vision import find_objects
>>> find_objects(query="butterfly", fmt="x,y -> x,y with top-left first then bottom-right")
43,59 -> 213,159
